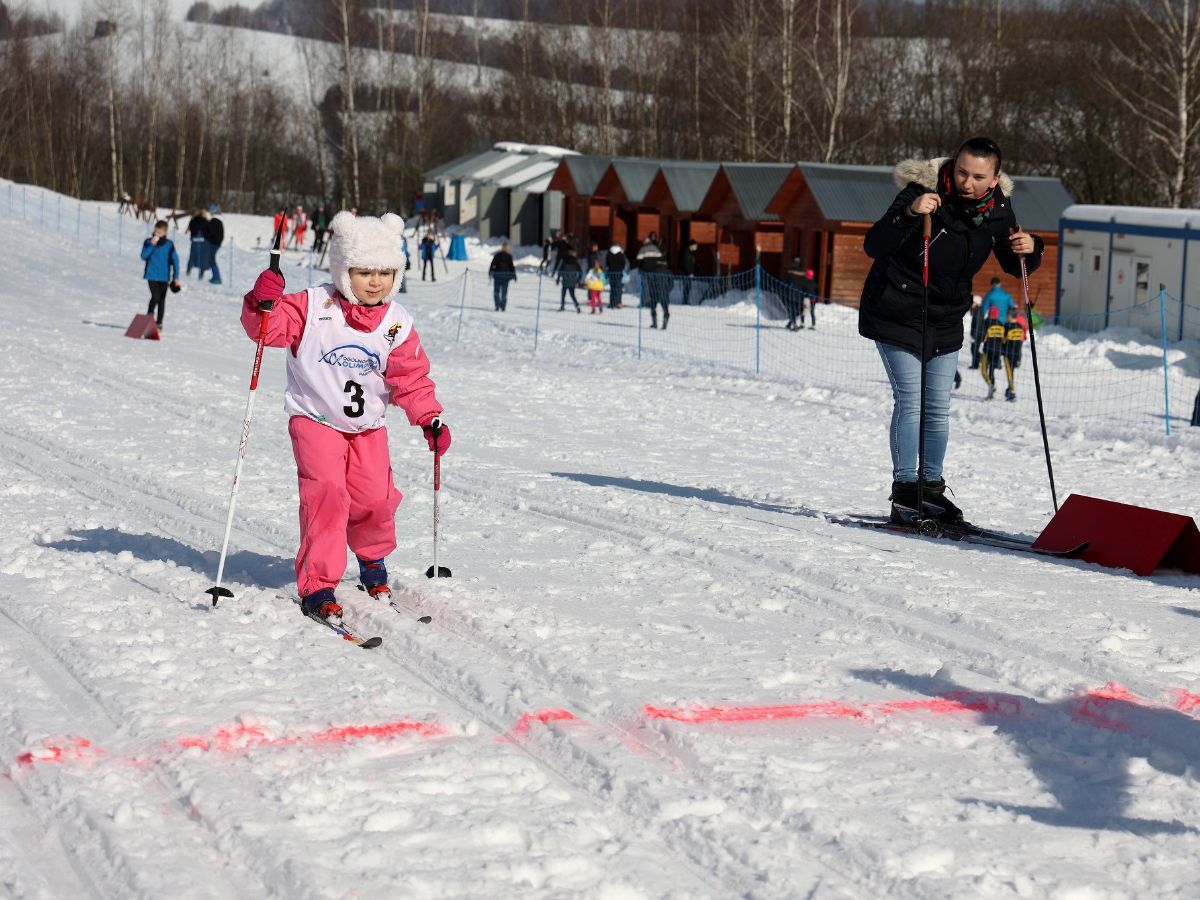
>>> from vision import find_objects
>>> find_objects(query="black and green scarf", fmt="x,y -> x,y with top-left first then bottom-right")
939,161 -> 996,227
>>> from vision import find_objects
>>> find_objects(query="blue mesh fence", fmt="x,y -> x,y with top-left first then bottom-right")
415,260 -> 1200,436
0,179 -> 313,293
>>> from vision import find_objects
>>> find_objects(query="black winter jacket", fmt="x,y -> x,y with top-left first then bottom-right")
858,158 -> 1043,360
206,217 -> 225,248
489,250 -> 516,278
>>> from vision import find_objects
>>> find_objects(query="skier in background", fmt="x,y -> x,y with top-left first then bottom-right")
1000,307 -> 1028,401
420,230 -> 438,281
239,211 -> 451,623
140,219 -> 181,331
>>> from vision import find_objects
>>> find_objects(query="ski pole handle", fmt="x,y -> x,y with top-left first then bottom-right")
922,213 -> 931,288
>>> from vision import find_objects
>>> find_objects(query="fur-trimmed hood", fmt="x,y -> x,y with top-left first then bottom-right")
892,157 -> 1014,197
327,211 -> 406,304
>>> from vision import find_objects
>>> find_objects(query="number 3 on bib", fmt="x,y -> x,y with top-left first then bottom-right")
343,380 -> 365,417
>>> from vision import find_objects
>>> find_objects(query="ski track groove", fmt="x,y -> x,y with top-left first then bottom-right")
0,602 -> 285,900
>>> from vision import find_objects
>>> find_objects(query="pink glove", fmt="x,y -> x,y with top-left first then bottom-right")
251,269 -> 285,308
422,419 -> 451,456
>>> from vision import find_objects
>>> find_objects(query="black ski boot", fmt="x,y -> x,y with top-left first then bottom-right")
889,480 -> 921,524
921,477 -> 964,526
301,588 -> 343,621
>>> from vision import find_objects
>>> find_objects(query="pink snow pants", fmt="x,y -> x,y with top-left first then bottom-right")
289,416 -> 402,597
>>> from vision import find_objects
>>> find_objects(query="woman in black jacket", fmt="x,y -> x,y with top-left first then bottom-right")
859,137 -> 1042,524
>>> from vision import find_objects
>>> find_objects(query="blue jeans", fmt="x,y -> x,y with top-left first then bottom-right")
876,342 -> 958,482
209,249 -> 221,284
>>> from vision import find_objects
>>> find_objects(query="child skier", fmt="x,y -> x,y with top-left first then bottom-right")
241,211 -> 452,623
584,261 -> 607,314
1001,308 -> 1028,401
980,307 -> 1006,400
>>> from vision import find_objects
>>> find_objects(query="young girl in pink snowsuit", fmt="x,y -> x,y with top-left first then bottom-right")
242,211 -> 451,622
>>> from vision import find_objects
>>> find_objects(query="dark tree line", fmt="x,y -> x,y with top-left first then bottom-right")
1,0 -> 1197,214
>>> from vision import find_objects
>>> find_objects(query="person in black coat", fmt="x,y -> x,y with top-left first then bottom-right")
678,240 -> 698,305
488,241 -> 517,311
604,244 -> 628,308
186,209 -> 209,277
205,208 -> 225,285
420,232 -> 438,282
859,136 -> 1042,525
557,248 -> 583,312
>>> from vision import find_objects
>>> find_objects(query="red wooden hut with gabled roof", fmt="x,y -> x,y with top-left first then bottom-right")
696,163 -> 795,277
546,155 -> 615,252
641,162 -> 723,273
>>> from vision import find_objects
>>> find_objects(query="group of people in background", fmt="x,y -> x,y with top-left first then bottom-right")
969,276 -> 1028,402
185,205 -> 225,285
522,231 -> 821,331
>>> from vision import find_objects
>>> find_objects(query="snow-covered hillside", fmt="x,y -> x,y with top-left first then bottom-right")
3,183 -> 1200,899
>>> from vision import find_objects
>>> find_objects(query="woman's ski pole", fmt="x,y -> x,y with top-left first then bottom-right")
206,212 -> 286,607
915,212 -> 935,535
1014,226 -> 1059,513
425,418 -> 452,579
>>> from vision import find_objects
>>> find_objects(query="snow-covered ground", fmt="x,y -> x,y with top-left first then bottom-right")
3,184 -> 1200,899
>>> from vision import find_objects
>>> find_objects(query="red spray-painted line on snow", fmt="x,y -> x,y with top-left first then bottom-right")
16,736 -> 103,767
507,708 -> 578,738
16,718 -> 445,769
644,692 -> 1024,725
1172,689 -> 1200,713
1066,682 -> 1140,732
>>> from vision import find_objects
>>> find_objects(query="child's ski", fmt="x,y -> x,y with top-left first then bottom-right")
357,583 -> 433,624
304,611 -> 383,649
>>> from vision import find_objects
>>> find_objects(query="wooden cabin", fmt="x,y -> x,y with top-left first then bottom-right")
695,164 -> 795,277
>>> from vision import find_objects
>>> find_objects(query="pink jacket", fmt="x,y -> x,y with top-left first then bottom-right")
241,287 -> 443,427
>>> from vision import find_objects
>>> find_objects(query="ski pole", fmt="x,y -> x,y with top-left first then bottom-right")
206,211 -> 286,608
439,233 -> 450,275
1014,225 -> 1059,512
915,212 -> 935,535
425,418 -> 452,579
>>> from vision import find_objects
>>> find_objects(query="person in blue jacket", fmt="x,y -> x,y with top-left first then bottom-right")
978,278 -> 1016,336
141,219 -> 181,330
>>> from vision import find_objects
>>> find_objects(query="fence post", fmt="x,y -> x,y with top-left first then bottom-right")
754,255 -> 762,374
1159,289 -> 1172,436
455,269 -> 468,342
534,268 -> 543,351
637,272 -> 644,360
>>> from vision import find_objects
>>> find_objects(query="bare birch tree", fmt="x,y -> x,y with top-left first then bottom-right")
1095,0 -> 1200,207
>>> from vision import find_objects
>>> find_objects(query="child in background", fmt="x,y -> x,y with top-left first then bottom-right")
584,262 -> 607,314
140,219 -> 181,331
1001,307 -> 1028,402
241,211 -> 452,623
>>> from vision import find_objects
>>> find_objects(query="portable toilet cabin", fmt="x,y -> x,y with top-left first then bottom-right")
1058,204 -> 1200,340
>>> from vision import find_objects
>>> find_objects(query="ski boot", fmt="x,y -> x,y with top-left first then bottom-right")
1005,388 -> 1016,402
301,588 -> 343,621
357,556 -> 391,599
986,383 -> 996,400
921,477 -> 964,527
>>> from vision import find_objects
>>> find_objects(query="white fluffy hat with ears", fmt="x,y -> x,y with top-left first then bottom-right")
327,211 -> 406,303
